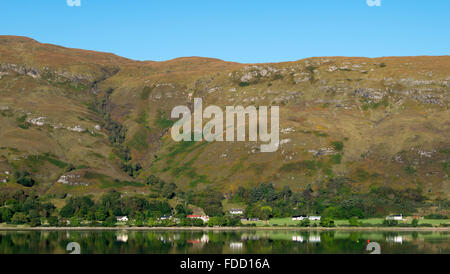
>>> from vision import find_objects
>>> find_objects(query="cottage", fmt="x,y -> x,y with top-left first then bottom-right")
292,215 -> 308,221
386,214 -> 403,221
308,216 -> 321,221
187,215 -> 210,222
116,216 -> 129,222
229,209 -> 244,215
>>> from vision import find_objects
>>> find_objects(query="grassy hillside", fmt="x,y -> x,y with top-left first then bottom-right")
0,36 -> 448,212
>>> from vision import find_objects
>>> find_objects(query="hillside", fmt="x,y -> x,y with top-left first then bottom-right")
0,35 -> 449,207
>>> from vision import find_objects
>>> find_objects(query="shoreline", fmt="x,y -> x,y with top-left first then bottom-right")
0,226 -> 449,232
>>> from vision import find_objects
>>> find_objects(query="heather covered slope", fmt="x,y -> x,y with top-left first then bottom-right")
0,36 -> 448,205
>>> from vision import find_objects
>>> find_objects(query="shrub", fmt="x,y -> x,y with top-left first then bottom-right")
69,217 -> 81,227
330,154 -> 342,164
405,165 -> 417,175
348,217 -> 362,227
103,216 -> 117,227
11,212 -> 29,224
320,218 -> 335,227
331,141 -> 344,151
15,171 -> 35,187
297,219 -> 310,227
382,219 -> 398,226
425,214 -> 448,219
47,216 -> 59,226
29,218 -> 41,227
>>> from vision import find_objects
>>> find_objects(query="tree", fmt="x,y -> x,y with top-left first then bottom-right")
320,218 -> 335,227
382,219 -> 398,227
29,218 -> 41,227
95,206 -> 108,221
161,182 -> 177,199
48,216 -> 59,226
69,217 -> 81,227
175,204 -> 192,218
0,208 -> 13,223
412,218 -> 419,227
11,212 -> 29,224
298,218 -> 310,227
260,206 -> 273,220
103,216 -> 116,227
15,171 -> 35,187
60,204 -> 75,218
348,217 -> 361,227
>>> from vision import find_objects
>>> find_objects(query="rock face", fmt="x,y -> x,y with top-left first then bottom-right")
0,36 -> 449,200
57,174 -> 89,186
0,63 -> 40,78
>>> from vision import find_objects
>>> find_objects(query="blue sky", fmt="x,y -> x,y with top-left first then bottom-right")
1,0 -> 449,63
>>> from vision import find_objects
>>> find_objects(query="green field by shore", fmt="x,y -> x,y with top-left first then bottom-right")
240,218 -> 450,227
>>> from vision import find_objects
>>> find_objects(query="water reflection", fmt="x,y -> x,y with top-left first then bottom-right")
0,230 -> 448,254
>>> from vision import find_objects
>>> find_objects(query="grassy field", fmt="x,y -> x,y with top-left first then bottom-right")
241,217 -> 450,227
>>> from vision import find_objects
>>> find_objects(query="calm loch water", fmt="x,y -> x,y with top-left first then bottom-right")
0,230 -> 448,254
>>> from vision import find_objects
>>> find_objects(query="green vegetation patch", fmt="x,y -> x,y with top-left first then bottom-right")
135,110 -> 149,126
155,110 -> 174,129
128,128 -> 149,150
16,114 -> 30,129
312,131 -> 329,137
83,171 -> 144,188
405,165 -> 417,175
141,86 -> 153,100
361,97 -> 389,110
23,153 -> 68,170
441,162 -> 449,176
329,153 -> 342,164
331,141 -> 344,151
279,159 -> 333,177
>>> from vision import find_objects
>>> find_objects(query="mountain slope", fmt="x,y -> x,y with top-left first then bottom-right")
0,36 -> 448,202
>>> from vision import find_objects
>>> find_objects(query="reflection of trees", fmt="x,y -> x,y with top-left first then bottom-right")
0,230 -> 448,254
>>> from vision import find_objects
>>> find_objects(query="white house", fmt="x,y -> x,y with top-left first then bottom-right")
386,214 -> 403,221
308,216 -> 321,221
230,209 -> 244,215
292,215 -> 308,221
116,216 -> 129,222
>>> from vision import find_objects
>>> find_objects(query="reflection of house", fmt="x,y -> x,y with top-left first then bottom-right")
230,209 -> 244,215
116,232 -> 128,242
187,215 -> 210,222
116,216 -> 129,222
308,216 -> 321,221
230,242 -> 243,250
386,214 -> 403,221
292,215 -> 308,221
387,235 -> 403,244
187,234 -> 209,245
241,234 -> 261,241
201,234 -> 209,243
309,235 -> 321,243
292,235 -> 305,242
